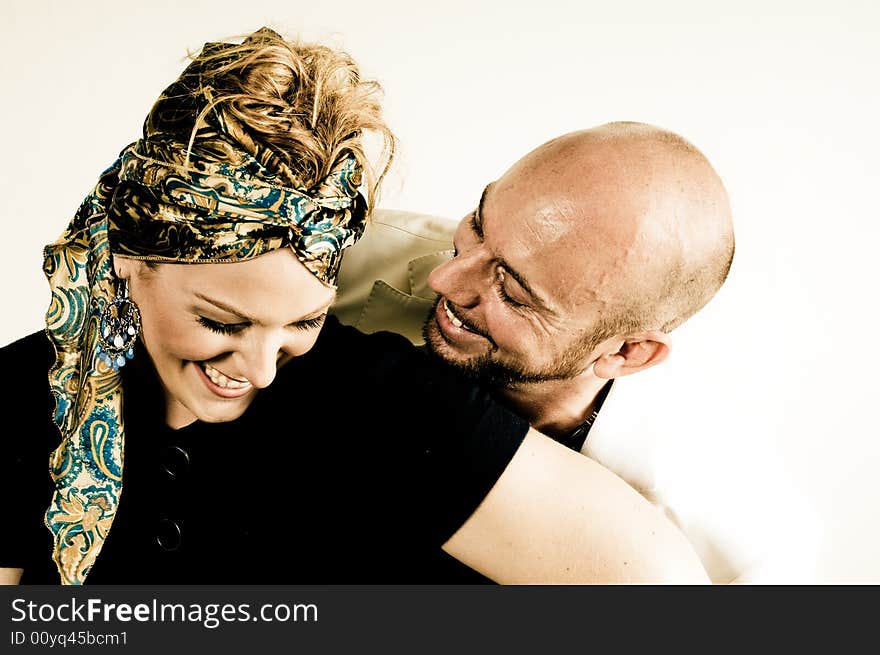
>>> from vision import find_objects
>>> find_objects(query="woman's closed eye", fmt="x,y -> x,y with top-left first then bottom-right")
197,316 -> 246,335
295,314 -> 327,331
197,313 -> 327,335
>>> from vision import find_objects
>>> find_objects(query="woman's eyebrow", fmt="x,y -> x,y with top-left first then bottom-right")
192,292 -> 332,324
193,292 -> 253,322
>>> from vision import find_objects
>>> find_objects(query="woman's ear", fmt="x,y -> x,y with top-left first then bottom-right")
112,255 -> 148,281
112,254 -> 130,280
593,331 -> 672,380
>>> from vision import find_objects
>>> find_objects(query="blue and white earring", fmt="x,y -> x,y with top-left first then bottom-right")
97,278 -> 142,371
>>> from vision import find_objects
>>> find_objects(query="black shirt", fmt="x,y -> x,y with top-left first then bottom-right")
1,317 -> 528,583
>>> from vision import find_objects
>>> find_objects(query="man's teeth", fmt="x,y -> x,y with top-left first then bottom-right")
203,363 -> 251,389
444,300 -> 466,330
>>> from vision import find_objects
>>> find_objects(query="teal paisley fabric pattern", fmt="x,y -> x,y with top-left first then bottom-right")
43,142 -> 366,585
109,139 -> 366,283
43,161 -> 126,584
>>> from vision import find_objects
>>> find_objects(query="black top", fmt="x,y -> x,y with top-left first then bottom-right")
0,317 -> 528,584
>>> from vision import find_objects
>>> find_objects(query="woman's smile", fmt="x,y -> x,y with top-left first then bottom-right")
121,248 -> 336,428
194,361 -> 254,398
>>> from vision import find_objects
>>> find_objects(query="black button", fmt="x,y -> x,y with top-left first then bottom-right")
160,446 -> 190,480
155,518 -> 182,551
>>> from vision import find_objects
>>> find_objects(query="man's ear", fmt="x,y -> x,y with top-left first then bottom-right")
592,330 -> 672,380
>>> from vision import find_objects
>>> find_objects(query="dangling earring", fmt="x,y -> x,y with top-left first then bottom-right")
97,278 -> 142,371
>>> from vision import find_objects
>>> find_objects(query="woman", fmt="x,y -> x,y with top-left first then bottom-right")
0,28 -> 708,584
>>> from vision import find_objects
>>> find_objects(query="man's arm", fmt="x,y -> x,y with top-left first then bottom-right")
336,212 -> 709,582
0,568 -> 23,585
443,429 -> 710,584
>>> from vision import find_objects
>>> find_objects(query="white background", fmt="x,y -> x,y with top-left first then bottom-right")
1,1 -> 877,582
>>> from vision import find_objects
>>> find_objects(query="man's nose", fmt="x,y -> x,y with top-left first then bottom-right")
427,249 -> 490,309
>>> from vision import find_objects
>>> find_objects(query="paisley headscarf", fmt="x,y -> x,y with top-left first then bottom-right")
42,35 -> 368,584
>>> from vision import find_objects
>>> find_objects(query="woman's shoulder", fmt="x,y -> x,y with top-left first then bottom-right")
0,331 -> 57,574
0,330 -> 56,448
305,314 -> 431,373
0,330 -> 55,369
0,330 -> 56,405
303,315 -> 499,415
316,313 -> 416,349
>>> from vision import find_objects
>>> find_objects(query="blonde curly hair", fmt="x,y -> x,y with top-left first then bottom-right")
144,27 -> 395,216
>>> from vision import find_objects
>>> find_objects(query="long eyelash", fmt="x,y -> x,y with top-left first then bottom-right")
198,313 -> 326,335
293,314 -> 327,331
197,316 -> 244,335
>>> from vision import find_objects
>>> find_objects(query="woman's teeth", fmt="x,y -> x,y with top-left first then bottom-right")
444,300 -> 467,329
202,363 -> 251,389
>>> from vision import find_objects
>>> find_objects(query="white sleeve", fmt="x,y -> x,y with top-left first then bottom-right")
584,370 -> 823,584
650,437 -> 823,584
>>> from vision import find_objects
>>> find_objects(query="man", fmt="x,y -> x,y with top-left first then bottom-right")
333,122 -> 821,583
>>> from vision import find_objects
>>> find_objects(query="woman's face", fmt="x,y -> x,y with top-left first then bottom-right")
116,249 -> 336,429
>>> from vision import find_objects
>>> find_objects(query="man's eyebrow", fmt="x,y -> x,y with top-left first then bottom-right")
471,185 -> 489,238
193,292 -> 331,324
498,257 -> 553,314
478,184 -> 554,315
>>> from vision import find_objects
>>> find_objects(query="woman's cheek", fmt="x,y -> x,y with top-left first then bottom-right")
151,318 -> 229,363
175,337 -> 230,363
290,334 -> 319,358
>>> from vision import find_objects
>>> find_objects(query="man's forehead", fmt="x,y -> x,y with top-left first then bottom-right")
479,180 -> 630,314
477,183 -> 555,313
482,182 -> 580,244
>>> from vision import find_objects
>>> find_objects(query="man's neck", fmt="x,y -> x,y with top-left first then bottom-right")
496,373 -> 610,441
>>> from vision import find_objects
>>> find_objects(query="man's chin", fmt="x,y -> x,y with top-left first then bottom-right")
423,319 -> 473,366
423,320 -> 521,387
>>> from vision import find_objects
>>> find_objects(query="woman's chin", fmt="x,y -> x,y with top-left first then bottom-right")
192,393 -> 255,424
164,390 -> 255,429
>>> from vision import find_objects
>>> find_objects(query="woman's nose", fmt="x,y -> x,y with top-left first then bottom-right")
239,333 -> 283,389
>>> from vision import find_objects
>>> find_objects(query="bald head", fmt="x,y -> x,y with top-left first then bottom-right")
423,121 -> 734,389
498,121 -> 734,336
